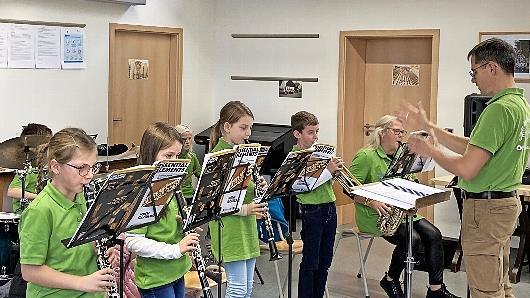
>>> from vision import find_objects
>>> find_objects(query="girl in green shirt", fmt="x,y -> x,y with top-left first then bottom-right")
175,124 -> 201,204
208,101 -> 267,298
19,127 -> 114,298
124,122 -> 200,298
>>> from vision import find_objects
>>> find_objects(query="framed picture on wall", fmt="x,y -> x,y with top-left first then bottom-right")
480,32 -> 530,82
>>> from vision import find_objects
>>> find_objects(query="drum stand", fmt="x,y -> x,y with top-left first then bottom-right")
17,146 -> 33,212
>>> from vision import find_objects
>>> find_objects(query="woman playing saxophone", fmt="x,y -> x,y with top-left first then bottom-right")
347,115 -> 458,298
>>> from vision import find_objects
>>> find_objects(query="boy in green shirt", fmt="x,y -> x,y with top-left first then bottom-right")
8,123 -> 52,213
291,111 -> 342,298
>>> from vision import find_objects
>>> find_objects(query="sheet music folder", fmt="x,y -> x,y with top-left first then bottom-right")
262,147 -> 314,199
183,147 -> 248,232
64,161 -> 189,248
352,138 -> 449,210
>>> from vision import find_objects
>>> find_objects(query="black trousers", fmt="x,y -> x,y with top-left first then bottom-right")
383,218 -> 444,285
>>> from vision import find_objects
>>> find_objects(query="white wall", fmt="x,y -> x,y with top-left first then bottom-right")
212,0 -> 530,145
0,0 -> 216,141
211,0 -> 530,236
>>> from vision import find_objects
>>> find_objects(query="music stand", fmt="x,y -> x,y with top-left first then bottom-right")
64,165 -> 184,298
263,148 -> 315,298
182,147 -> 254,298
379,147 -> 445,298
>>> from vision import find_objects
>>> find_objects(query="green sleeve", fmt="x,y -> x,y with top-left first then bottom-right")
191,153 -> 201,178
349,151 -> 370,184
9,174 -> 22,189
469,103 -> 509,154
19,206 -> 52,265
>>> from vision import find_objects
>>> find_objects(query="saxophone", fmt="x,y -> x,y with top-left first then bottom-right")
334,165 -> 405,236
376,206 -> 406,237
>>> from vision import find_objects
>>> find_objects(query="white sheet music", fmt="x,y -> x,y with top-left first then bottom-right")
353,178 -> 446,210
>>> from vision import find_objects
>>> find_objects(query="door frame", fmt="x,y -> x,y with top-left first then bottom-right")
336,29 -> 440,223
108,23 -> 183,143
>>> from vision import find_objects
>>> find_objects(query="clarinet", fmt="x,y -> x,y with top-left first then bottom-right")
84,179 -> 120,298
95,238 -> 120,298
176,192 -> 214,298
251,165 -> 282,261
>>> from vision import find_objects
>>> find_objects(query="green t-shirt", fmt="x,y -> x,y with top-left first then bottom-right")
129,197 -> 192,289
178,151 -> 201,199
349,146 -> 422,236
19,182 -> 102,298
292,145 -> 336,205
208,137 -> 260,263
459,88 -> 530,192
9,171 -> 38,214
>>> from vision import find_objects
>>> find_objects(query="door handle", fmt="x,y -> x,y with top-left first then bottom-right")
113,119 -> 122,122
363,124 -> 374,136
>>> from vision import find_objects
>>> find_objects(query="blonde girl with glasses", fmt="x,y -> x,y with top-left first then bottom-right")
19,128 -> 115,298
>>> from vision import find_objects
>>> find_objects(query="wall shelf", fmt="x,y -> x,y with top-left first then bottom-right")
231,33 -> 319,39
231,76 -> 318,82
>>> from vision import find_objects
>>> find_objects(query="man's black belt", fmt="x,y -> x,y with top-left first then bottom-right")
462,190 -> 517,200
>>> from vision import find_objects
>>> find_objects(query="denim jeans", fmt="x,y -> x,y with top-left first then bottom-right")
224,258 -> 257,298
298,202 -> 337,298
139,277 -> 185,298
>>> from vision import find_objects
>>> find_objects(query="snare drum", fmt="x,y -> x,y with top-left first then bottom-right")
0,212 -> 19,278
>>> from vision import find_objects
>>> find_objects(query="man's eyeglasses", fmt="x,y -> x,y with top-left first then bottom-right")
469,62 -> 489,78
65,162 -> 101,176
388,128 -> 407,136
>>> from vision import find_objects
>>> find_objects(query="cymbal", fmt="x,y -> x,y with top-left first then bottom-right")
0,135 -> 50,169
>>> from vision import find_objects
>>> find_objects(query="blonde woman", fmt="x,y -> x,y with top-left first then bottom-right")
348,115 -> 458,298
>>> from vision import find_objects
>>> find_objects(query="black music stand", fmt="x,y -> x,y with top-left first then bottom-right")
182,148 -> 252,298
64,165 -> 181,298
263,148 -> 315,298
383,146 -> 438,298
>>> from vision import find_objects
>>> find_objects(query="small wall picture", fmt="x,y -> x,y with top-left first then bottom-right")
128,59 -> 149,80
279,80 -> 302,98
392,64 -> 420,86
480,33 -> 530,82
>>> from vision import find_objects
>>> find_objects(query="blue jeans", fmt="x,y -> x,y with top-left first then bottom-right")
139,277 -> 185,298
224,258 -> 256,298
298,202 -> 337,298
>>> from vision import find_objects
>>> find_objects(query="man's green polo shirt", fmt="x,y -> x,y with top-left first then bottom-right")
459,88 -> 530,192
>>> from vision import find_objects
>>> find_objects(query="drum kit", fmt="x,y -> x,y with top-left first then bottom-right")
0,134 -> 50,285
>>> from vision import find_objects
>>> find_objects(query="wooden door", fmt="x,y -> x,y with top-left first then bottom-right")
109,24 -> 183,146
337,29 -> 440,225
